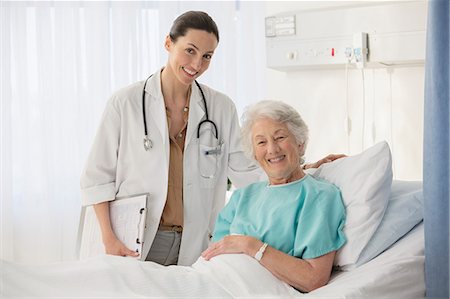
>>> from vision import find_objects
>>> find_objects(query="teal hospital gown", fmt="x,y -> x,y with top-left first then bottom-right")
212,174 -> 346,259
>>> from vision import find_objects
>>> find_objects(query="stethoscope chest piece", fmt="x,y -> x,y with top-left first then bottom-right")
143,135 -> 153,151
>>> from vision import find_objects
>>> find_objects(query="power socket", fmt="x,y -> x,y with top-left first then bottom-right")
353,32 -> 368,68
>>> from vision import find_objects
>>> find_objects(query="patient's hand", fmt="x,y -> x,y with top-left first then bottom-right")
304,154 -> 346,170
201,235 -> 262,261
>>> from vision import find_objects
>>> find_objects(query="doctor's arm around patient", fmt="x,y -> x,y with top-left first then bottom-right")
201,100 -> 346,292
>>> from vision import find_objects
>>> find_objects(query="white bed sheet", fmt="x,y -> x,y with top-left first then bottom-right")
1,223 -> 424,298
306,222 -> 425,299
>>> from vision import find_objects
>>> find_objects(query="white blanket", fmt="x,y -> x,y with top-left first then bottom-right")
1,253 -> 298,298
1,223 -> 424,298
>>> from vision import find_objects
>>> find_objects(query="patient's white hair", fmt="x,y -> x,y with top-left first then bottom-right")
241,100 -> 309,165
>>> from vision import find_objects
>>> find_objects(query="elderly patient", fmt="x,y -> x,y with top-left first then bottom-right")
202,100 -> 346,292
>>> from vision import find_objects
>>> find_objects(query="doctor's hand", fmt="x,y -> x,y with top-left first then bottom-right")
104,236 -> 139,258
201,235 -> 262,261
303,154 -> 347,170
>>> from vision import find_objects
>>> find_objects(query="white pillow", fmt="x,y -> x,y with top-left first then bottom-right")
354,180 -> 423,267
309,141 -> 393,268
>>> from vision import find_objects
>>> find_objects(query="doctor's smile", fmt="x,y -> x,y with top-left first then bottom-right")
182,66 -> 197,77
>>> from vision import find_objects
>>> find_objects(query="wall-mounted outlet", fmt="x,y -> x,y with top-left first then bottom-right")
353,32 -> 368,68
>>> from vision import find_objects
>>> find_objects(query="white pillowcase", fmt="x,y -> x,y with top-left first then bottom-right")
309,141 -> 393,268
354,180 -> 423,267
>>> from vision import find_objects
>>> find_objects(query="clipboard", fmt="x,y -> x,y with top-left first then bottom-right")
77,193 -> 149,260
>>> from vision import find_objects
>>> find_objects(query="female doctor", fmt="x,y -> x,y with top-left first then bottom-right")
80,11 -> 340,266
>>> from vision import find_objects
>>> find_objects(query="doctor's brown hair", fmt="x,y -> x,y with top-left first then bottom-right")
169,11 -> 219,43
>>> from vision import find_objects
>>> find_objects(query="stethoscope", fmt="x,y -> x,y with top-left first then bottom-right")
142,74 -> 218,151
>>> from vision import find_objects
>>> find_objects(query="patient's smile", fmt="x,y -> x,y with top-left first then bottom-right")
268,155 -> 286,163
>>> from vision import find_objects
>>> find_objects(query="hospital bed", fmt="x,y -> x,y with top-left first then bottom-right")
0,180 -> 425,298
1,143 -> 425,298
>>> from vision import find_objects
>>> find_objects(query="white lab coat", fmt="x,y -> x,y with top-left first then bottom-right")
80,70 -> 262,265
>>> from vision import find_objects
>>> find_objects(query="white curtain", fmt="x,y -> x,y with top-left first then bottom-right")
0,1 -> 266,263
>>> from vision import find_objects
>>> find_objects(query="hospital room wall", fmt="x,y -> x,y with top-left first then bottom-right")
264,2 -> 425,181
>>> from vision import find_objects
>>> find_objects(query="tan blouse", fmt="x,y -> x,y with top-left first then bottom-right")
159,94 -> 191,229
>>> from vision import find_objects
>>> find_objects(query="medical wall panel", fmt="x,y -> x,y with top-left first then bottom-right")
266,1 -> 427,70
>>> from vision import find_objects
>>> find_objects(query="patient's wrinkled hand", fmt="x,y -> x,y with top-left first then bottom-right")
201,235 -> 261,261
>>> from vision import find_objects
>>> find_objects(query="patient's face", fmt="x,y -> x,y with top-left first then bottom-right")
252,118 -> 302,185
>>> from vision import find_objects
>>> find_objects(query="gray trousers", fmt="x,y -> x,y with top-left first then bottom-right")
145,230 -> 182,266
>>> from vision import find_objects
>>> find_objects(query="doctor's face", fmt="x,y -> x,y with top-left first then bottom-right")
165,29 -> 218,86
252,118 -> 304,185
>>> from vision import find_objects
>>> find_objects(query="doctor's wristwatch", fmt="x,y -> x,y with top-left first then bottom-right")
254,242 -> 268,262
